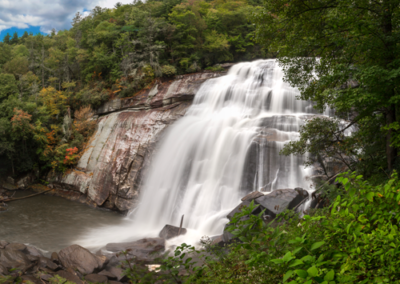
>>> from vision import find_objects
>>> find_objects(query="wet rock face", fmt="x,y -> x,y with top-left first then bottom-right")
48,72 -> 225,211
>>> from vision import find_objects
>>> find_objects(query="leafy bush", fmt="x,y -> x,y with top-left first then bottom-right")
124,173 -> 400,283
161,65 -> 177,77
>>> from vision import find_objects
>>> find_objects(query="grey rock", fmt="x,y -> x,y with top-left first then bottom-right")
106,238 -> 165,263
39,257 -> 59,271
58,244 -> 107,274
85,274 -> 108,283
159,224 -> 187,240
6,243 -> 26,252
222,224 -> 236,243
40,274 -> 54,281
26,245 -> 43,257
254,188 -> 309,219
226,200 -> 262,220
105,266 -> 125,281
0,240 -> 9,249
99,269 -> 118,280
51,251 -> 60,264
0,264 -> 7,275
241,191 -> 264,202
56,271 -> 83,284
0,247 -> 32,270
210,235 -> 224,246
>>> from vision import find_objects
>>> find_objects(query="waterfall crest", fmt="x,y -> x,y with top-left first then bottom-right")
79,59 -> 327,247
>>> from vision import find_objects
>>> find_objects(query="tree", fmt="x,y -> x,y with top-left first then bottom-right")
0,74 -> 18,102
21,31 -> 29,43
10,32 -> 19,45
3,33 -> 11,44
254,0 -> 400,173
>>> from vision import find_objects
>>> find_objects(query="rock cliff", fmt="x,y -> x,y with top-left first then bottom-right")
48,72 -> 225,212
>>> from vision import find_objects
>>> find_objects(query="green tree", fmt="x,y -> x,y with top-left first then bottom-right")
254,0 -> 400,173
3,33 -> 11,44
20,31 -> 29,43
0,74 -> 18,102
10,32 -> 19,45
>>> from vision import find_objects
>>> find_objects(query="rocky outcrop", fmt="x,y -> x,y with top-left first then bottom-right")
47,71 -> 225,212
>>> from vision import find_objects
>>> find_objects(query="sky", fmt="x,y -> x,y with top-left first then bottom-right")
0,0 -> 134,40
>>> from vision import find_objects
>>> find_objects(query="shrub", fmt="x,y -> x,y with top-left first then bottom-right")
124,172 -> 400,283
161,65 -> 177,77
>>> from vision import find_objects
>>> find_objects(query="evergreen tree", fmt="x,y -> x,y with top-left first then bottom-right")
21,31 -> 29,43
10,32 -> 19,45
3,33 -> 11,44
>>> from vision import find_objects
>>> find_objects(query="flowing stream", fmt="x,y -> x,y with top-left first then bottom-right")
80,59 -> 330,248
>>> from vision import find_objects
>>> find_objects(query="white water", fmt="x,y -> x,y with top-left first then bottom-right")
79,59 -> 329,248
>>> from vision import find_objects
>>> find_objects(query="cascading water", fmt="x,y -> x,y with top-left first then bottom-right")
79,59 -> 330,248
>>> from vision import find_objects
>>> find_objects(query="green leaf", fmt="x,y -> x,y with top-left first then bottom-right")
324,270 -> 335,281
271,258 -> 283,264
296,269 -> 308,278
283,270 -> 294,282
311,241 -> 325,250
283,252 -> 294,262
289,259 -> 304,267
307,266 -> 318,277
366,192 -> 374,202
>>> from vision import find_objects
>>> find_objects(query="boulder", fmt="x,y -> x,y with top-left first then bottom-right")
39,257 -> 59,271
58,244 -> 107,274
6,243 -> 27,252
222,224 -> 236,243
254,188 -> 309,219
210,235 -> 224,246
56,271 -> 83,284
40,274 -> 53,281
0,247 -> 32,270
108,266 -> 125,281
85,273 -> 108,283
159,224 -> 187,240
0,240 -> 9,249
26,246 -> 43,257
51,252 -> 60,264
99,269 -> 118,280
106,238 -> 165,263
0,264 -> 7,275
241,191 -> 264,202
226,200 -> 262,220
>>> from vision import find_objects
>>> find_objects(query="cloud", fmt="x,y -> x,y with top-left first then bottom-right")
0,0 -> 134,33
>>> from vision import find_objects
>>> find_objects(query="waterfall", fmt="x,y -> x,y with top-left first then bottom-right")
79,59 -> 328,248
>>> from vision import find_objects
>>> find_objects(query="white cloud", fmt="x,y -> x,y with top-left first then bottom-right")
0,0 -> 134,33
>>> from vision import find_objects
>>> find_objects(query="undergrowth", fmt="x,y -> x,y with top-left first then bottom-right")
123,172 -> 400,283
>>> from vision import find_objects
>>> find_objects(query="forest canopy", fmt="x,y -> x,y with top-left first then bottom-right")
0,0 -> 264,176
